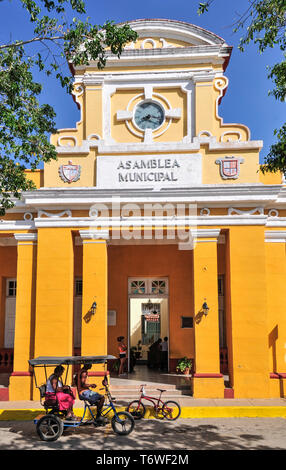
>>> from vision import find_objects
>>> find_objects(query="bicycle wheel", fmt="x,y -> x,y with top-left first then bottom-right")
111,411 -> 135,435
36,414 -> 64,441
162,401 -> 181,420
126,400 -> 146,420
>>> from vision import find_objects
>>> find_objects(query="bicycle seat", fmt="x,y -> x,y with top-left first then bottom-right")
157,388 -> 166,393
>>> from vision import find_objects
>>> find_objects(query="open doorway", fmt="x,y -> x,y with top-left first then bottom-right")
128,278 -> 169,373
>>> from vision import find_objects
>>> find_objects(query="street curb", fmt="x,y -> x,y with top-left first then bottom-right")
1,406 -> 286,421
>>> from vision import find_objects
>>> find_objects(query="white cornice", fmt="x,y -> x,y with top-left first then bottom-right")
56,138 -> 263,155
21,184 -> 282,208
123,19 -> 226,46
3,213 -> 286,231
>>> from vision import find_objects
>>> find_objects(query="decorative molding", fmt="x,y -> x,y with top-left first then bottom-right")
200,208 -> 210,216
228,207 -> 264,216
58,135 -> 78,147
57,137 -> 263,155
213,75 -> 251,142
38,210 -> 72,218
120,19 -> 226,46
220,131 -> 242,142
141,38 -> 157,49
268,209 -> 279,217
89,207 -> 99,218
23,212 -> 33,221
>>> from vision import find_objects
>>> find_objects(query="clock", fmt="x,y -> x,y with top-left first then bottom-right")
134,100 -> 165,131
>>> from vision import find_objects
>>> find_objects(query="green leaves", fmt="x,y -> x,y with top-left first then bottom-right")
0,158 -> 36,216
260,124 -> 286,174
197,2 -> 211,15
198,0 -> 286,174
0,1 -> 138,213
0,46 -> 58,213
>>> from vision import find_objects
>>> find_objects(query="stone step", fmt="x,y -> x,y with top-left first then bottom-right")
109,381 -> 191,390
109,384 -> 191,391
109,389 -> 191,397
113,396 -> 191,402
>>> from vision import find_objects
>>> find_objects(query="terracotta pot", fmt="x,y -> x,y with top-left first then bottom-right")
184,367 -> 190,375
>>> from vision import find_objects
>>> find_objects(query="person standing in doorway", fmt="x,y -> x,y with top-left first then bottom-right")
117,336 -> 128,376
160,337 -> 168,371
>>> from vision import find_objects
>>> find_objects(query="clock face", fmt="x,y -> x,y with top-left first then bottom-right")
134,101 -> 165,131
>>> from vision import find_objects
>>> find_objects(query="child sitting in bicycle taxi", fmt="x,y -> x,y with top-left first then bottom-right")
76,364 -> 106,423
45,365 -> 77,420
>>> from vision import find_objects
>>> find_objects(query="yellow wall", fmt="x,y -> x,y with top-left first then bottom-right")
265,241 -> 286,397
227,227 -> 270,398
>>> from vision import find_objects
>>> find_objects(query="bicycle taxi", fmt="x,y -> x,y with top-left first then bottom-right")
29,355 -> 135,441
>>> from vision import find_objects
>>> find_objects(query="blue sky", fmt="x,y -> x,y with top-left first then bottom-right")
1,0 -> 285,163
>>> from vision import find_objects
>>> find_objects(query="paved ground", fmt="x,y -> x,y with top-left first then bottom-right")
0,417 -> 286,451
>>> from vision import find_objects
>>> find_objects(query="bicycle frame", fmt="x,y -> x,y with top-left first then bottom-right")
60,387 -> 123,428
137,386 -> 165,409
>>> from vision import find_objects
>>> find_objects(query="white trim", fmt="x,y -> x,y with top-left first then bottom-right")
79,229 -> 109,241
32,214 -> 269,229
58,135 -> 78,147
191,228 -> 220,241
38,210 -> 72,218
56,138 -> 263,155
265,231 -> 286,243
228,207 -> 264,216
14,233 -> 37,242
22,184 -> 283,206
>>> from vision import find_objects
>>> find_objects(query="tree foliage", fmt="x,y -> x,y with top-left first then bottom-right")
198,0 -> 286,174
0,0 -> 138,214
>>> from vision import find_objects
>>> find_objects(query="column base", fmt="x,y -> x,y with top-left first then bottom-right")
9,372 -> 33,401
270,374 -> 286,398
192,374 -> 224,398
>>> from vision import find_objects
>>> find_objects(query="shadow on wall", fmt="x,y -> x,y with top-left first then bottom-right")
268,325 -> 284,397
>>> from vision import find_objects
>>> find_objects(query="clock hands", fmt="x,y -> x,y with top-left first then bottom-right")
142,114 -> 161,123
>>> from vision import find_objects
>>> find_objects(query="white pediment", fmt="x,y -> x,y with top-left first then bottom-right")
123,18 -> 227,47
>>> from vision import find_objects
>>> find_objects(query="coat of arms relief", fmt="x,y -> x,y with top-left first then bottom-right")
215,156 -> 244,180
59,160 -> 81,183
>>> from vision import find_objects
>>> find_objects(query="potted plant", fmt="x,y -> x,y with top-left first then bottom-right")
176,357 -> 192,375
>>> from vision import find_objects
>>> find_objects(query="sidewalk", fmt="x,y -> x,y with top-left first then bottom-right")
1,397 -> 286,420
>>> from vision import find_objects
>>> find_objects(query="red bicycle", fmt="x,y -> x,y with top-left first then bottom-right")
126,384 -> 181,420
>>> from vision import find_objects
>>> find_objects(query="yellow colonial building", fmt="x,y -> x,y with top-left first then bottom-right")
1,19 -> 286,401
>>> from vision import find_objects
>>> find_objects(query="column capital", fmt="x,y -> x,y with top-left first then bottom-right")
191,229 -> 221,243
265,230 -> 286,243
79,229 -> 109,242
14,233 -> 37,243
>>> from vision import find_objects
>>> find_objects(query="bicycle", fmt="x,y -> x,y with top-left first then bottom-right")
126,384 -> 181,420
30,355 -> 135,441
